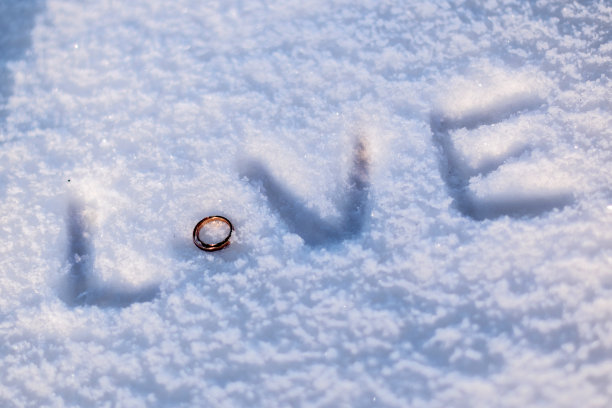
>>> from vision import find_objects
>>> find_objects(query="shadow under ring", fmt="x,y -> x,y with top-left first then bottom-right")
193,215 -> 233,252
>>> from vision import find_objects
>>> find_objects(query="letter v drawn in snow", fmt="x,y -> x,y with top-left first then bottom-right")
241,137 -> 370,246
430,70 -> 575,220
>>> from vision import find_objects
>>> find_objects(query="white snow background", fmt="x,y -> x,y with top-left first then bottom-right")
1,0 -> 611,406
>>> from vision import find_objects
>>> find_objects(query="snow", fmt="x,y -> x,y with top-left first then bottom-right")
1,0 -> 611,406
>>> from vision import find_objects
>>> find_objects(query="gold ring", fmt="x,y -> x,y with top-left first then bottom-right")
193,215 -> 233,252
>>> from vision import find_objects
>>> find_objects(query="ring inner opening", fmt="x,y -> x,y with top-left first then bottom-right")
198,220 -> 230,244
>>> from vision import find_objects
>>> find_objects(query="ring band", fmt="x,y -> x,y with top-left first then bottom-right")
193,215 -> 233,252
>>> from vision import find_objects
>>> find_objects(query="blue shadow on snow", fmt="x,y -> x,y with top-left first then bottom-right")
0,0 -> 45,128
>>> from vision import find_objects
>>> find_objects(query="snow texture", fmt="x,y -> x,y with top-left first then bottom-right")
0,0 -> 611,406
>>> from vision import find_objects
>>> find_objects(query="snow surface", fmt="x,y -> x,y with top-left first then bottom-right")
1,0 -> 611,406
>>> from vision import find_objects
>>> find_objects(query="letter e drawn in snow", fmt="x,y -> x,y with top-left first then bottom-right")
431,89 -> 574,221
